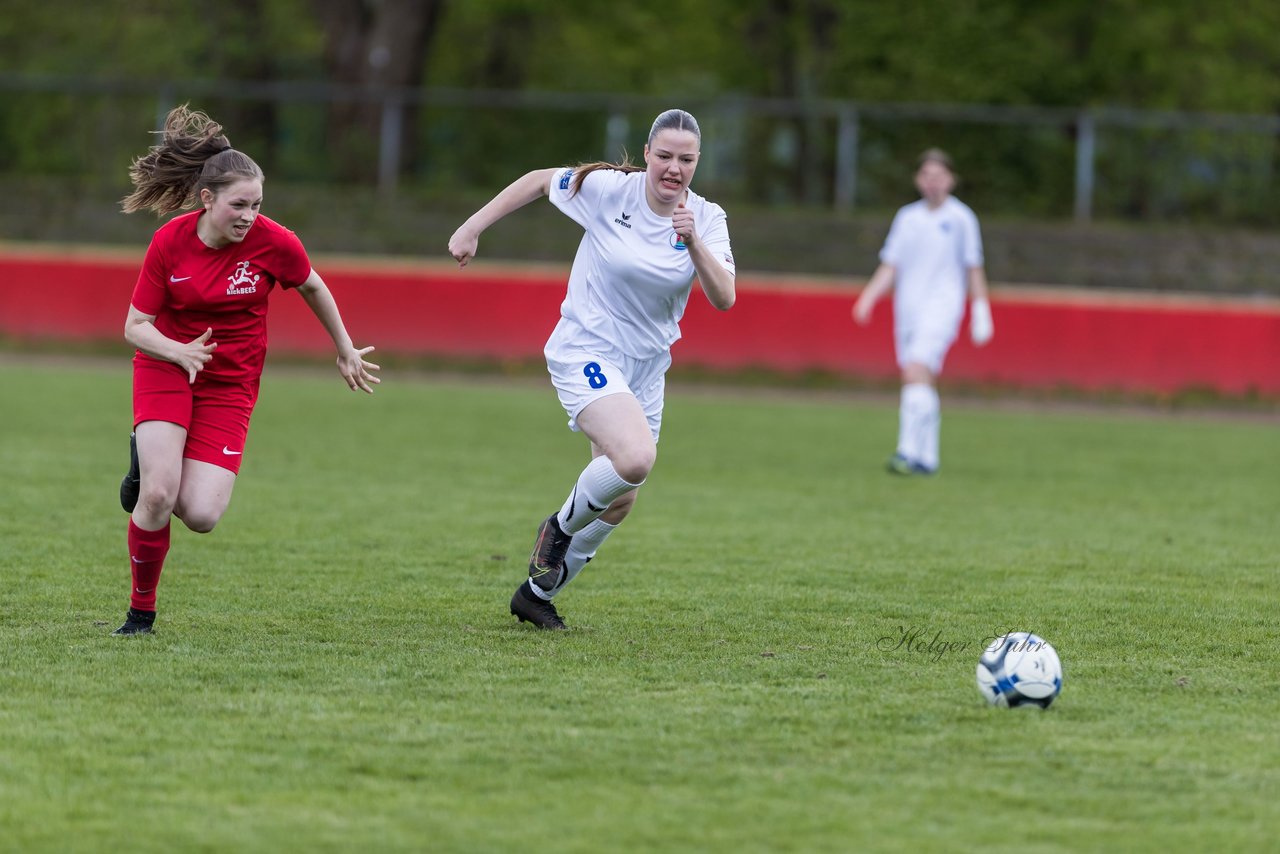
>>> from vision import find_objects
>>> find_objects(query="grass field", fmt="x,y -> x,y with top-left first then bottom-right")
1,356 -> 1277,852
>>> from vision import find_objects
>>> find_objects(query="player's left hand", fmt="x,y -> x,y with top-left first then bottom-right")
672,203 -> 696,247
338,345 -> 381,393
969,298 -> 994,346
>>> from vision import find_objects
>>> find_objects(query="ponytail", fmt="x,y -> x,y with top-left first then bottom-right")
121,105 -> 262,216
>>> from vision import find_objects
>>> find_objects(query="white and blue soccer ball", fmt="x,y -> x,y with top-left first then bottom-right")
976,631 -> 1062,709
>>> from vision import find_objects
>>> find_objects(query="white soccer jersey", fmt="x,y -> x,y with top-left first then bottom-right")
547,166 -> 734,360
880,196 -> 984,324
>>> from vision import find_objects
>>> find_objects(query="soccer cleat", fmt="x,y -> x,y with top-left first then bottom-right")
112,607 -> 155,636
886,453 -> 937,476
120,432 -> 140,513
527,512 -> 573,592
510,582 -> 567,630
886,453 -> 915,475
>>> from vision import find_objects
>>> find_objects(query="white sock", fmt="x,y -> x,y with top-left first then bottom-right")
898,383 -> 939,467
556,456 -> 641,535
549,518 -> 617,596
897,384 -> 925,461
918,384 -> 941,470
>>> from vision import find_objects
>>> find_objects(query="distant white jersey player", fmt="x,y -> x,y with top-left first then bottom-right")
853,148 -> 993,475
448,108 -> 736,629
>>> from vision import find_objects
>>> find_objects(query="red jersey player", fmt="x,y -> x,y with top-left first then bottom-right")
113,105 -> 380,636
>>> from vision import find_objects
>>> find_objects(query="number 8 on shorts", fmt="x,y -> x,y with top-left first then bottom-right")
583,362 -> 608,389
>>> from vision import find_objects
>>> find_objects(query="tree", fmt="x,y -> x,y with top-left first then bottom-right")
312,0 -> 447,183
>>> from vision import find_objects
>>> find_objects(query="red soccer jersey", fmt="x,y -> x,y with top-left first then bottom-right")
130,211 -> 312,383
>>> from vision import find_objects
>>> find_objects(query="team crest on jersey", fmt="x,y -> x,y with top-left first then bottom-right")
226,261 -> 260,295
669,232 -> 687,251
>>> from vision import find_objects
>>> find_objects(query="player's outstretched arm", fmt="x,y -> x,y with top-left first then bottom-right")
296,269 -> 381,393
448,168 -> 560,268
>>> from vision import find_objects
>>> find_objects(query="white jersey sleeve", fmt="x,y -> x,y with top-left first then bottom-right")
958,203 -> 984,269
548,166 -> 627,227
697,201 -> 735,275
878,207 -> 910,266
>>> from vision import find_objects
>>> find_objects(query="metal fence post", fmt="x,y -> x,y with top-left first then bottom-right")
835,106 -> 860,211
378,94 -> 403,197
1074,110 -> 1095,223
155,85 -> 175,132
605,111 -> 629,161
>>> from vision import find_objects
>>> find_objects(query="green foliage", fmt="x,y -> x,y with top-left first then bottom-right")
0,0 -> 320,78
5,2 -> 1279,111
1,358 -> 1279,850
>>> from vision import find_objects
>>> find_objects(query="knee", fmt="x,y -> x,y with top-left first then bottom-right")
604,489 -> 638,521
902,363 -> 935,385
136,483 -> 178,519
611,444 -> 656,485
177,505 -> 222,534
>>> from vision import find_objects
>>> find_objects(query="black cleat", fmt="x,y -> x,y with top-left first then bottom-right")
510,582 -> 567,630
120,432 -> 140,513
112,607 -> 155,636
527,512 -> 573,592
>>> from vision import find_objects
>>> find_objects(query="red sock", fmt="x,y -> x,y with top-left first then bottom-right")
127,519 -> 171,612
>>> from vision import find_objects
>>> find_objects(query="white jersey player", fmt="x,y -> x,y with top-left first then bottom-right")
448,109 -> 736,629
853,148 -> 993,475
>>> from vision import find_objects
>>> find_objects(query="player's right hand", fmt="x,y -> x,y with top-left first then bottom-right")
852,298 -> 873,326
178,327 -> 217,383
448,227 -> 478,268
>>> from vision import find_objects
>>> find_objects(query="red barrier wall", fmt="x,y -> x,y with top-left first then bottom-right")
2,248 -> 1278,396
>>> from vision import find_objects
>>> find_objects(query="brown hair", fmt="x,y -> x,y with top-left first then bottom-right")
121,105 -> 264,216
567,108 -> 702,197
568,156 -> 644,197
918,147 -> 955,172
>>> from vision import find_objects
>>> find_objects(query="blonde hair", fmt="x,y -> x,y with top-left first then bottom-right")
121,105 -> 263,216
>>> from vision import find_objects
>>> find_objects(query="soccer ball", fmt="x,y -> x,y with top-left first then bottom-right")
976,631 -> 1062,709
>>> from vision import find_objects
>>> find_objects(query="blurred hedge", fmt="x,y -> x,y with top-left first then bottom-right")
7,176 -> 1280,296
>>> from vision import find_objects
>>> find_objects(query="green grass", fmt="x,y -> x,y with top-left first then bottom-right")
1,357 -> 1277,852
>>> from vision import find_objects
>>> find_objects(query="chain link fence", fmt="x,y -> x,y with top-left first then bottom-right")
5,73 -> 1280,226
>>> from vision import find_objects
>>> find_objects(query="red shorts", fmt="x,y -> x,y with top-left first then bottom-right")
132,357 -> 260,474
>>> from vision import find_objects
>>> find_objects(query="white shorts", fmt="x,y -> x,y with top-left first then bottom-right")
895,306 -> 963,375
544,319 -> 671,442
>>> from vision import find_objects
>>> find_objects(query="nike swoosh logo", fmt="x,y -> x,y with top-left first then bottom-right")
134,587 -> 154,595
222,446 -> 243,455
169,275 -> 192,282
586,500 -> 605,512
131,556 -> 143,564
